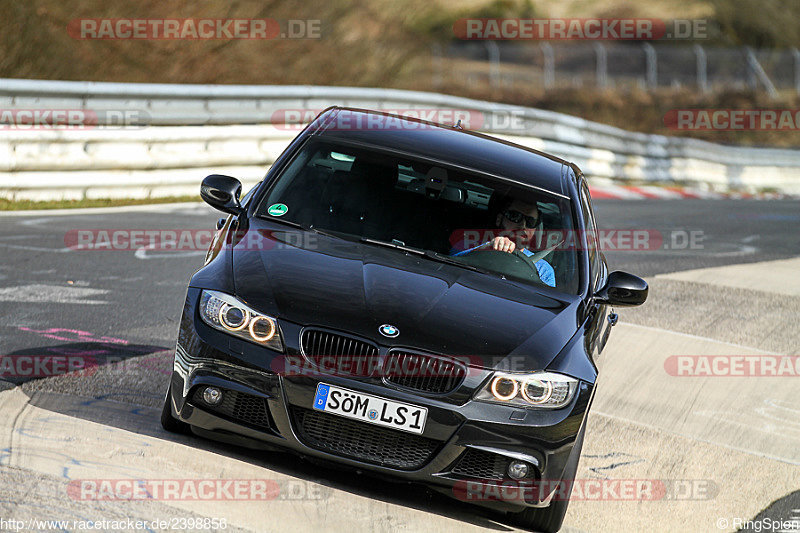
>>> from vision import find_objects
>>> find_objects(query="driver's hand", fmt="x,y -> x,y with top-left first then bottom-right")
491,236 -> 516,253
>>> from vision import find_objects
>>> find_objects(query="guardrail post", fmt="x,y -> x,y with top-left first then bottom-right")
540,42 -> 555,89
431,43 -> 443,89
485,41 -> 500,88
642,42 -> 657,89
693,44 -> 708,94
793,48 -> 800,95
745,47 -> 778,98
594,43 -> 608,89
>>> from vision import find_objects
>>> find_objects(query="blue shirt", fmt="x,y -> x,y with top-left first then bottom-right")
452,242 -> 556,287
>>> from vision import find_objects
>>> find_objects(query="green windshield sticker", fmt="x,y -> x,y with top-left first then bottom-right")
267,203 -> 288,217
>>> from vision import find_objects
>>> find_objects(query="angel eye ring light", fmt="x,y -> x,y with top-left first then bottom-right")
219,303 -> 249,331
490,376 -> 519,401
248,315 -> 276,342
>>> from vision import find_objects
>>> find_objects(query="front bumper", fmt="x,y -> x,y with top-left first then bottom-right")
167,288 -> 593,512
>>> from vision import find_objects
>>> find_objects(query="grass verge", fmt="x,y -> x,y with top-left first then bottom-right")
0,196 -> 202,211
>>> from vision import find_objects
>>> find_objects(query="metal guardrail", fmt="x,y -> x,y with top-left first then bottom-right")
435,42 -> 800,95
1,78 -> 799,200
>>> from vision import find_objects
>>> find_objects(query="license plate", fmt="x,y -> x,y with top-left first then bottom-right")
313,383 -> 428,435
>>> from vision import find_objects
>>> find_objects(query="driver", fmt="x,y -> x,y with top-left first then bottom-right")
452,198 -> 556,287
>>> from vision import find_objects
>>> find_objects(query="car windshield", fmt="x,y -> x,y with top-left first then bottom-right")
256,141 -> 581,294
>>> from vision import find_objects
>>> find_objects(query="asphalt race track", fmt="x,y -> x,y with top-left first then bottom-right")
1,199 -> 799,532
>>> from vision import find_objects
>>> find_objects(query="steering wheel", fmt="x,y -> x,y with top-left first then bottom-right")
458,248 -> 542,283
511,249 -> 544,276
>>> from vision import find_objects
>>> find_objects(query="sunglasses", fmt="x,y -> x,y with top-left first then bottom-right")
503,209 -> 539,228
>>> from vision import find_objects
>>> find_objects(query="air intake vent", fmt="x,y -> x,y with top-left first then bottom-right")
292,407 -> 440,470
452,449 -> 511,480
192,388 -> 274,431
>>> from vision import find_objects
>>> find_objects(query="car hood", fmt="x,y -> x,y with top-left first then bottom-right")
231,222 -> 582,370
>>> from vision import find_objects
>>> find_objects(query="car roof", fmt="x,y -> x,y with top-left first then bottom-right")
308,107 -> 574,198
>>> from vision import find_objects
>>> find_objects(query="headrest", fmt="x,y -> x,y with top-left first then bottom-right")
350,157 -> 398,190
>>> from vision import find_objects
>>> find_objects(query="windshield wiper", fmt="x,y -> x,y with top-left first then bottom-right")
359,237 -> 426,256
259,216 -> 340,239
307,225 -> 343,239
258,216 -> 306,230
359,238 -> 493,276
423,251 -> 490,275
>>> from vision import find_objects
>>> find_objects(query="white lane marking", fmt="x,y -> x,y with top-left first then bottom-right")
705,243 -> 759,257
640,244 -> 758,257
0,234 -> 44,241
591,410 -> 800,466
134,245 -> 206,259
617,322 -> 778,355
693,399 -> 800,438
691,412 -> 800,440
654,255 -> 800,297
0,243 -> 73,253
18,217 -> 58,227
0,202 -> 211,218
97,276 -> 144,282
0,284 -> 109,304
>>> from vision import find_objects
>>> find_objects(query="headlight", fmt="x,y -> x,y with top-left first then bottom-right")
199,290 -> 284,352
474,371 -> 578,409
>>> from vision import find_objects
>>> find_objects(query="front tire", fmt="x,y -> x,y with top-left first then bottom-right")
160,383 -> 191,434
510,423 -> 586,532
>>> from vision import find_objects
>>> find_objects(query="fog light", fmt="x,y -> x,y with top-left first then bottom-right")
507,460 -> 530,480
202,386 -> 223,406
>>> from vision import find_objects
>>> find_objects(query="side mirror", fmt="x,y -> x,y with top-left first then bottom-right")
200,174 -> 244,216
594,271 -> 648,307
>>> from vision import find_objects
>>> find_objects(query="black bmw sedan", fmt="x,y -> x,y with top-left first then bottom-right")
161,107 -> 648,532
